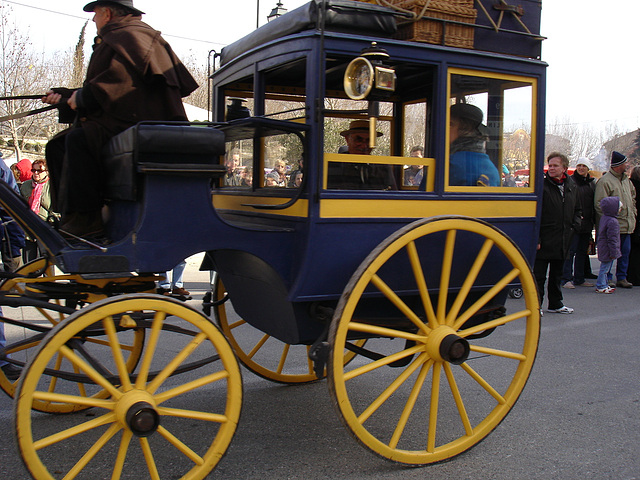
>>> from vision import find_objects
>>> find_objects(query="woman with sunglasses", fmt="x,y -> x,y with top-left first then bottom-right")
19,159 -> 59,262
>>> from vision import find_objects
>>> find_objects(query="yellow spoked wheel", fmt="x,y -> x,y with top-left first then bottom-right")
214,278 -> 364,384
328,217 -> 540,465
15,294 -> 242,480
0,259 -> 145,413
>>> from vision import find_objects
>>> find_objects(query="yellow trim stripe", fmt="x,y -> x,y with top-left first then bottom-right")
319,199 -> 536,219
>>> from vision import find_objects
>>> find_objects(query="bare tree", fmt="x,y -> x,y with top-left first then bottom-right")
545,117 -> 602,164
0,5 -> 66,161
182,54 -> 210,114
71,22 -> 88,89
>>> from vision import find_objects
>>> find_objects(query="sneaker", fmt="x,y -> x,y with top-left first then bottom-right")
595,286 -> 615,294
548,305 -> 574,314
616,279 -> 633,289
585,273 -> 598,279
576,281 -> 595,287
562,281 -> 575,289
172,287 -> 191,296
1,363 -> 22,381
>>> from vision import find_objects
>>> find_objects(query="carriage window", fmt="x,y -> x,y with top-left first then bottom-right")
223,139 -> 254,188
403,100 -> 428,188
448,71 -> 535,189
262,133 -> 304,188
323,100 -> 396,190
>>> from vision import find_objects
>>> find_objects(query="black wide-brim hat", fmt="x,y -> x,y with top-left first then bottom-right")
339,119 -> 383,138
83,0 -> 145,15
450,103 -> 489,136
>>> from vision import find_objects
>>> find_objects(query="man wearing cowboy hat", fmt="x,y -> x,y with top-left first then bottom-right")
42,0 -> 198,238
327,120 -> 395,190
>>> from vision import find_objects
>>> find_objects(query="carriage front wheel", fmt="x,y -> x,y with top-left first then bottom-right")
328,217 -> 540,465
0,258 -> 146,413
15,294 -> 242,480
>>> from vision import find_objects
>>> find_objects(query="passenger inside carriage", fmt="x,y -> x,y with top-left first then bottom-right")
327,120 -> 396,190
448,103 -> 500,187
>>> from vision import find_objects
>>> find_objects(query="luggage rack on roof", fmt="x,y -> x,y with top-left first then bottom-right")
219,0 -> 544,67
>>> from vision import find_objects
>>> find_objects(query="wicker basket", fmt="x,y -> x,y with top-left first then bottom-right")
358,0 -> 478,48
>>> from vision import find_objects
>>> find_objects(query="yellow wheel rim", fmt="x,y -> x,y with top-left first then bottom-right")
15,294 -> 242,480
328,217 -> 540,464
0,258 -> 145,413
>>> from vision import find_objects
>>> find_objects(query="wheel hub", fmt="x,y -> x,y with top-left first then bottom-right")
439,334 -> 470,365
126,401 -> 160,437
426,326 -> 470,365
115,390 -> 160,437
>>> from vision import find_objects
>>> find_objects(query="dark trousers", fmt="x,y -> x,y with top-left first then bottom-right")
627,234 -> 640,285
616,233 -> 631,281
562,233 -> 591,284
534,257 -> 564,310
46,128 -> 103,215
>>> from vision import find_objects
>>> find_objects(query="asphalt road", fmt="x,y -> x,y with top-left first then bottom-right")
1,255 -> 639,480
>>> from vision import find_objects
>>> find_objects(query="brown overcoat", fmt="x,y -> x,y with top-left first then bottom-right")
75,15 -> 198,150
46,14 -> 199,213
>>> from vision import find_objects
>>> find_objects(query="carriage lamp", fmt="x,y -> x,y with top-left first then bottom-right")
226,97 -> 251,121
344,43 -> 396,148
343,42 -> 396,101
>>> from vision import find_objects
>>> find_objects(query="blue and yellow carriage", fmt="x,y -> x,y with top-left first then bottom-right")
0,1 -> 545,478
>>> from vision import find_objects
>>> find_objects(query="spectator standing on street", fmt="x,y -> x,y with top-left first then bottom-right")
12,158 -> 32,186
594,151 -> 636,288
0,160 -> 25,381
224,152 -> 241,186
20,159 -> 59,262
158,260 -> 190,297
626,165 -> 640,285
533,152 -> 580,314
562,158 -> 596,288
595,196 -> 621,294
270,160 -> 287,187
404,146 -> 424,186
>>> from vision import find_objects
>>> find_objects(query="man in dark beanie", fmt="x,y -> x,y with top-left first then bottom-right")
594,151 -> 637,288
42,0 -> 198,238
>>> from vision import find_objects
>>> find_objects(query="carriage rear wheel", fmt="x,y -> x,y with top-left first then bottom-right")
0,258 -> 145,413
213,278 -> 319,383
15,295 -> 242,480
328,217 -> 540,464
214,278 -> 365,384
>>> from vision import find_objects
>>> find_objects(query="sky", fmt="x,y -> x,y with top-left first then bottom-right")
2,0 -> 640,135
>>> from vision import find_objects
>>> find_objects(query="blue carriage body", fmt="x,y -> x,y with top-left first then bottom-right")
0,1 -> 546,346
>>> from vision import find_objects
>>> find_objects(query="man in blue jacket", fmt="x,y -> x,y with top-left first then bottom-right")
0,155 -> 26,380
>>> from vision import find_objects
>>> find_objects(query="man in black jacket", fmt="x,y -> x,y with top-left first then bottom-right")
534,152 -> 581,314
561,158 -> 596,288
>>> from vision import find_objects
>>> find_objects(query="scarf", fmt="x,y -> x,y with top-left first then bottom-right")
450,136 -> 486,156
547,172 -> 567,197
28,179 -> 47,215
